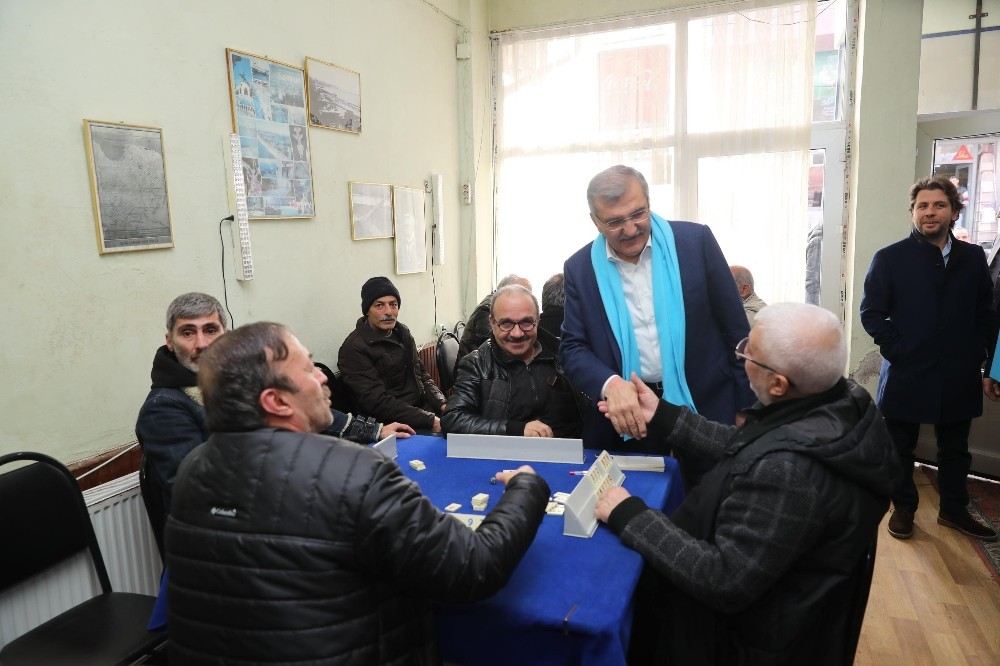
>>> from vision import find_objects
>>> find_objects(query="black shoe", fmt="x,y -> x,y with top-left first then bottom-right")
887,507 -> 914,539
937,510 -> 998,542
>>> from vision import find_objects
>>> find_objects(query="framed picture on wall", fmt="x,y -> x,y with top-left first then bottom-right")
305,57 -> 362,133
83,120 -> 174,255
392,185 -> 427,274
349,182 -> 393,240
226,48 -> 315,219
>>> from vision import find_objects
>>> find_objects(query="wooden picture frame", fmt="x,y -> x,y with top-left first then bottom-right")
349,182 -> 393,240
226,48 -> 315,219
306,57 -> 362,133
83,120 -> 174,254
392,185 -> 427,274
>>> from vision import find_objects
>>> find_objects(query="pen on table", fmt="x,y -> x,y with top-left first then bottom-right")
568,470 -> 589,476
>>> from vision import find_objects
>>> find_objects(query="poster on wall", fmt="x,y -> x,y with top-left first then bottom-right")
306,57 -> 362,133
392,185 -> 427,274
83,120 -> 174,254
226,48 -> 315,219
349,182 -> 393,240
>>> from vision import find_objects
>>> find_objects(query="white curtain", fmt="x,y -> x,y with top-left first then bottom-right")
494,0 -> 815,303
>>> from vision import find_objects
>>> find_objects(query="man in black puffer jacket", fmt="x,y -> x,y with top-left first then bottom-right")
596,303 -> 898,665
443,285 -> 581,438
167,322 -> 549,665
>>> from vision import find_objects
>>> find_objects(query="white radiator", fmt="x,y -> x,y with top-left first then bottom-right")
0,471 -> 162,649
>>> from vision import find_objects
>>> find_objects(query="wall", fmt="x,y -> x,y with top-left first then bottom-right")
0,0 -> 484,462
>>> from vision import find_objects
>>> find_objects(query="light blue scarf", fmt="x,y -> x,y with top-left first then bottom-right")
590,212 -> 696,411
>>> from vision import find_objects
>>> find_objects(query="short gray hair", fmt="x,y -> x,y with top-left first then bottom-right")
753,303 -> 846,395
166,292 -> 227,332
730,265 -> 754,291
542,273 -> 565,309
490,285 -> 539,317
497,274 -> 531,291
587,165 -> 650,216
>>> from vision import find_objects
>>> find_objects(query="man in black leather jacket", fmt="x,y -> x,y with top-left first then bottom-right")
443,285 -> 581,438
166,322 -> 549,665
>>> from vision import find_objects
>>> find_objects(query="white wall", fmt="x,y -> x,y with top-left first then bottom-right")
0,0 -> 485,462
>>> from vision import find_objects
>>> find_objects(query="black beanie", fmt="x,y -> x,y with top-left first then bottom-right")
361,276 -> 401,314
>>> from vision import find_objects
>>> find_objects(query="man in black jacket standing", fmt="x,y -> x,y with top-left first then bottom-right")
339,276 -> 446,432
861,176 -> 998,542
167,322 -> 549,665
443,285 -> 580,437
595,303 -> 897,665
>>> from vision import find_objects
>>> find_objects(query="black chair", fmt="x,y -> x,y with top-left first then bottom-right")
0,451 -> 165,665
436,330 -> 461,394
315,361 -> 354,413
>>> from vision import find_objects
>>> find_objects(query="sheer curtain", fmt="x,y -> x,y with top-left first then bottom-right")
494,0 -> 815,303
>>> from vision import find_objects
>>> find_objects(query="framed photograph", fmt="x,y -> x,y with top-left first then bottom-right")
392,185 -> 427,275
83,120 -> 173,254
349,182 -> 393,240
226,48 -> 315,219
306,57 -> 361,133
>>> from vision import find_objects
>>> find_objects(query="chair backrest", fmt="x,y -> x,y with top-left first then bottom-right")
418,341 -> 442,391
453,320 -> 466,341
436,331 -> 461,393
315,361 -> 353,413
0,452 -> 112,595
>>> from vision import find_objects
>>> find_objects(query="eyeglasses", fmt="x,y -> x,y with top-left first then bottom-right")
596,207 -> 649,231
494,317 -> 537,333
734,337 -> 794,386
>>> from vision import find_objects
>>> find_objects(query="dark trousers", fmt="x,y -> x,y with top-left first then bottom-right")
884,418 -> 971,516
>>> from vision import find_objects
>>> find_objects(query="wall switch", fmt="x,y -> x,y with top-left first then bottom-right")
461,182 -> 473,205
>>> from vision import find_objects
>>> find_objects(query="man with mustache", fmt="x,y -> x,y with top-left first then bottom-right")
561,165 -> 754,487
339,276 -> 447,432
861,176 -> 999,541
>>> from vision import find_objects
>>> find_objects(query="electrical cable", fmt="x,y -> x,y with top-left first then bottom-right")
219,215 -> 235,328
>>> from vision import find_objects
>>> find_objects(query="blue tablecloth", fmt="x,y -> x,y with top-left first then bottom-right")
150,435 -> 684,665
397,435 -> 683,666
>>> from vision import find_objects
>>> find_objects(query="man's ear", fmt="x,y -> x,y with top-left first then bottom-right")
768,374 -> 791,400
259,387 -> 293,418
164,332 -> 173,351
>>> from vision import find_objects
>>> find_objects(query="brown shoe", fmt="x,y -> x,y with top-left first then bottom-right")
887,507 -> 914,539
937,511 -> 998,541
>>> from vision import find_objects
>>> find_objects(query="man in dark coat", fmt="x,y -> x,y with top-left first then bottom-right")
166,322 -> 549,664
596,303 -> 898,665
443,285 -> 581,437
539,272 -> 565,341
339,276 -> 446,431
561,165 -> 753,486
861,176 -> 998,541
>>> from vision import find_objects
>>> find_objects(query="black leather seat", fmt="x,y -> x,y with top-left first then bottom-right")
436,330 -> 461,394
0,451 -> 165,665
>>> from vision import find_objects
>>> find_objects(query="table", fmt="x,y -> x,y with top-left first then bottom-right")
397,435 -> 683,666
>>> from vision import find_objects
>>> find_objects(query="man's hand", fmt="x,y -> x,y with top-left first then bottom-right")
494,465 -> 536,485
603,376 -> 646,439
628,374 -> 659,424
523,420 -> 554,438
984,378 -> 1000,402
431,417 -> 442,433
595,486 -> 632,523
379,422 -> 415,439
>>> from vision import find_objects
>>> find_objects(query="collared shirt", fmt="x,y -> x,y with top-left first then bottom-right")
941,237 -> 953,266
600,236 -> 662,398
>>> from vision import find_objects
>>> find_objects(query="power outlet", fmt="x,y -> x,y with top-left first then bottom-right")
461,182 -> 473,205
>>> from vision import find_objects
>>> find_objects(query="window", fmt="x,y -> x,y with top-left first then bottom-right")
494,1 -> 845,307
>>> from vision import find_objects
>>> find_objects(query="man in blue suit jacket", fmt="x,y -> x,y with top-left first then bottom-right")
561,165 -> 753,486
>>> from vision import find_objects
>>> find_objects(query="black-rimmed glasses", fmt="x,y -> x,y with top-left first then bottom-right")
494,317 -> 537,333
